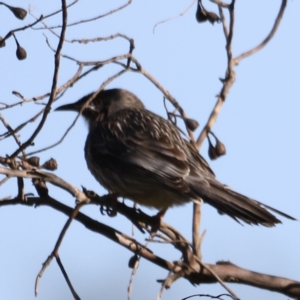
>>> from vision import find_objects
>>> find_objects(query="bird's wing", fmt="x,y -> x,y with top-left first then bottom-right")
89,108 -> 296,225
90,109 -> 209,191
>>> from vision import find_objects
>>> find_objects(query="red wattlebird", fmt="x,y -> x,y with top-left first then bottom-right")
56,88 -> 295,226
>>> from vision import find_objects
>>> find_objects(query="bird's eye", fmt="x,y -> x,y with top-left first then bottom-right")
93,97 -> 100,107
89,100 -> 102,113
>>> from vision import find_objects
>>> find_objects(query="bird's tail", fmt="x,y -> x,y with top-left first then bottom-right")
192,181 -> 296,227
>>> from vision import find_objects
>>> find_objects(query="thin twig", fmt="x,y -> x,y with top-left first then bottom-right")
35,255 -> 54,295
0,115 -> 25,156
56,255 -> 81,300
128,238 -> 151,300
0,167 -> 87,201
35,203 -> 84,296
17,177 -> 25,200
71,33 -> 132,44
29,0 -> 78,23
182,293 -> 235,300
192,202 -> 202,258
10,0 -> 68,159
54,204 -> 85,257
155,271 -> 172,300
0,109 -> 44,141
0,175 -> 10,187
234,0 -> 287,65
153,0 -> 197,33
1,63 -> 83,116
218,6 -> 229,38
43,33 -> 132,66
196,0 -> 236,149
1,15 -> 44,42
194,257 -> 240,300
33,0 -> 132,30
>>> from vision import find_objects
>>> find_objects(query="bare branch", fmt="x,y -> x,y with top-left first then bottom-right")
218,6 -> 229,38
194,256 -> 239,300
70,33 -> 133,44
153,0 -> 197,33
29,0 -> 78,22
192,202 -> 202,258
10,0 -> 68,159
1,15 -> 44,43
1,195 -> 299,298
0,166 -> 86,201
36,202 -> 84,297
0,115 -> 25,155
234,0 -> 287,65
196,1 -> 236,149
55,255 -> 81,300
32,0 -> 132,30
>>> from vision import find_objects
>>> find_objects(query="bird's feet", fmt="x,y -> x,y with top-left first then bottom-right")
100,193 -> 118,217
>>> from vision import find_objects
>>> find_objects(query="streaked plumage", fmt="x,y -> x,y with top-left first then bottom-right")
56,88 -> 295,226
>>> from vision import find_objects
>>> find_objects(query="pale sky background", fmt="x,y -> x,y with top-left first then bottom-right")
0,1 -> 299,300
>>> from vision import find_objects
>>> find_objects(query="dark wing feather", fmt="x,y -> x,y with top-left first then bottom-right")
186,146 -> 296,225
88,108 -> 210,197
88,107 -> 295,225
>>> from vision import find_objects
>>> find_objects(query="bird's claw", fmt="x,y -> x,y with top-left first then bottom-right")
99,204 -> 117,217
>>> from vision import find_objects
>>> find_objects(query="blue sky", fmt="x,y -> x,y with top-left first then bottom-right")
0,1 -> 299,300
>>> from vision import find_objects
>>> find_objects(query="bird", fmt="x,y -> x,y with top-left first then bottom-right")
56,88 -> 295,227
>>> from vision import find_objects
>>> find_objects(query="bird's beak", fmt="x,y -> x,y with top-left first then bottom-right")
55,102 -> 81,112
55,93 -> 94,112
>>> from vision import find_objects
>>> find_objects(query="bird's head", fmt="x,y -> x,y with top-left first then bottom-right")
55,88 -> 145,125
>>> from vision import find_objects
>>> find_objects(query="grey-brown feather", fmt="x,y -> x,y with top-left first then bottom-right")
58,88 -> 295,226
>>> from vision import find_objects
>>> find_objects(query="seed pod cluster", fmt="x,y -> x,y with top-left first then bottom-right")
41,158 -> 58,171
13,34 -> 27,60
16,43 -> 27,60
128,255 -> 139,269
0,4 -> 28,57
0,36 -> 5,48
26,156 -> 40,167
1,3 -> 27,20
184,118 -> 199,132
207,132 -> 226,160
196,1 -> 220,25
